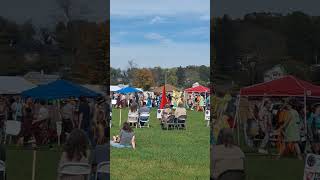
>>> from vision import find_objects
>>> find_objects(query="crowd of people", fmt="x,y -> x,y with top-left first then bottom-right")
111,91 -> 210,111
0,95 -> 109,147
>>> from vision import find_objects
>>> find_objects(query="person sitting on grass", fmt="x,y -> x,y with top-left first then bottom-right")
58,129 -> 90,180
110,122 -> 135,149
211,128 -> 245,180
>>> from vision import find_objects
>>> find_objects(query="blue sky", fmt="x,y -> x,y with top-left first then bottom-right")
111,0 -> 210,69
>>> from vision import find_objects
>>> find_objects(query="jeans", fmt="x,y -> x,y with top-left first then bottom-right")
110,140 -> 132,148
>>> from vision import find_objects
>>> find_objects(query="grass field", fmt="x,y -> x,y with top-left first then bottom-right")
3,108 -> 305,180
110,108 -> 210,180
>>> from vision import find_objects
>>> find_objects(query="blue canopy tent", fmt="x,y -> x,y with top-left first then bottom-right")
116,86 -> 142,94
116,86 -> 142,126
21,80 -> 101,100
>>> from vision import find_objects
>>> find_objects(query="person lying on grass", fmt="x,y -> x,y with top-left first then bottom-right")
58,129 -> 90,180
110,122 -> 136,149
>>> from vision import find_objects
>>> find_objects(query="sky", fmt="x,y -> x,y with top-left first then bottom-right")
213,0 -> 320,18
110,0 -> 210,69
0,0 -> 109,27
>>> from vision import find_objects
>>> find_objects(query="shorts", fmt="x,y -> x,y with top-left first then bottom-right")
110,140 -> 132,148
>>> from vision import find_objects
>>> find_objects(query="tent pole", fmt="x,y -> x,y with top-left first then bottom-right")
235,95 -> 241,146
304,91 -> 307,136
119,108 -> 122,127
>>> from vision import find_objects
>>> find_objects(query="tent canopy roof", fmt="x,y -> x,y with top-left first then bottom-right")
184,85 -> 210,93
0,76 -> 36,94
240,75 -> 320,97
22,80 -> 101,100
116,86 -> 142,94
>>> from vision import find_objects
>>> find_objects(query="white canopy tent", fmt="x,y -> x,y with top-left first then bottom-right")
110,85 -> 121,92
0,76 -> 36,94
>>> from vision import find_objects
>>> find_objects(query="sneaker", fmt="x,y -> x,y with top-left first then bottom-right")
258,148 -> 268,154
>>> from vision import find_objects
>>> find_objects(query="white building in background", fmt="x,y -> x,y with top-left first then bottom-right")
264,65 -> 287,82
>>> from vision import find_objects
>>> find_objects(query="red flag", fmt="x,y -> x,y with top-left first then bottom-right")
159,85 -> 167,109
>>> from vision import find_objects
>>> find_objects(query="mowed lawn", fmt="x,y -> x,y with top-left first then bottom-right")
6,147 -> 61,180
110,108 -> 210,180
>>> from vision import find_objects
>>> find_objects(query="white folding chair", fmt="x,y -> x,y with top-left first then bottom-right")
58,162 -> 91,180
205,109 -> 210,127
127,113 -> 138,128
95,161 -> 109,180
0,160 -> 5,180
4,120 -> 21,144
139,112 -> 150,128
109,112 -> 112,128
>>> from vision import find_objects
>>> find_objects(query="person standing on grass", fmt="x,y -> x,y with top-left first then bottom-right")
79,97 -> 91,135
257,100 -> 273,154
309,104 -> 320,154
278,100 -> 303,160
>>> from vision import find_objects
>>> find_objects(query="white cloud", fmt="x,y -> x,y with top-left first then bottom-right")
111,0 -> 210,17
179,27 -> 209,36
144,33 -> 172,44
110,42 -> 210,69
149,16 -> 165,24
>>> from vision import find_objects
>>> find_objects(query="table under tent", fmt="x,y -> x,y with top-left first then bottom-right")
234,75 -> 320,151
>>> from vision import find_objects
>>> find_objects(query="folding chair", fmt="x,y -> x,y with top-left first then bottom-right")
205,109 -> 210,127
213,156 -> 245,180
4,120 -> 21,144
0,160 -> 5,180
58,162 -> 91,180
127,112 -> 138,128
139,112 -> 150,128
95,161 -> 109,180
163,115 -> 176,130
176,115 -> 187,130
109,112 -> 112,128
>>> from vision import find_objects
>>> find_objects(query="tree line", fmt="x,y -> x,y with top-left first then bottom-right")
111,61 -> 210,91
213,11 -> 320,88
0,1 -> 109,85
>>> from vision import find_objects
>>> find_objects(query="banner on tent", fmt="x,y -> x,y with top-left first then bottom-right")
304,154 -> 320,180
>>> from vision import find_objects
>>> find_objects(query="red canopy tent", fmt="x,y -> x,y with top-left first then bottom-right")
240,75 -> 320,97
235,75 -> 320,144
185,85 -> 210,93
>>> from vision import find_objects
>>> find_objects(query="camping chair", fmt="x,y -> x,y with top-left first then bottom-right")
58,162 -> 91,180
0,160 -> 5,180
176,115 -> 187,130
95,161 -> 109,180
4,120 -> 21,144
139,112 -> 150,128
205,109 -> 210,127
127,112 -> 139,128
163,115 -> 176,130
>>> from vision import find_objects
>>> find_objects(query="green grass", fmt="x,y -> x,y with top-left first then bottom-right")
110,108 -> 210,180
6,147 -> 61,180
3,108 -> 305,180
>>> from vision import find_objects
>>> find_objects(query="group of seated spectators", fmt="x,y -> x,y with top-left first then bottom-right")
161,103 -> 187,127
